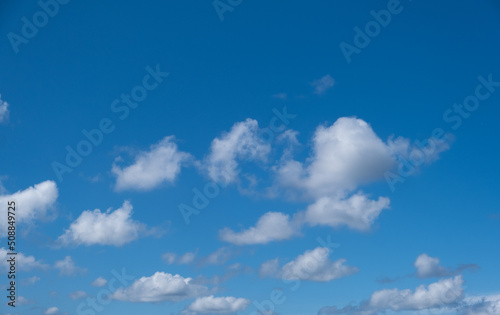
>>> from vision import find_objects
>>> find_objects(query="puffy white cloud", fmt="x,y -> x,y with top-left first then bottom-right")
276,118 -> 395,198
184,296 -> 250,314
91,277 -> 107,287
369,276 -> 464,311
203,119 -> 271,184
0,94 -> 9,123
111,272 -> 209,302
54,256 -> 86,276
311,75 -> 335,95
281,247 -> 358,282
319,276 -> 464,315
57,201 -> 147,247
69,291 -> 88,300
303,194 -> 390,231
261,247 -> 357,282
44,307 -> 59,315
279,117 -> 451,197
0,180 -> 58,235
220,194 -> 388,247
217,118 -> 449,245
413,254 -> 479,279
219,212 -> 300,245
272,117 -> 450,235
414,254 -> 448,278
0,248 -> 48,271
112,136 -> 191,191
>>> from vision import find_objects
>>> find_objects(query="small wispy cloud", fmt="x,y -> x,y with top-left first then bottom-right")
54,256 -> 87,276
91,276 -> 108,287
272,93 -> 287,100
69,290 -> 88,300
0,94 -> 9,123
162,247 -> 235,266
414,253 -> 479,278
0,248 -> 49,271
21,275 -> 41,285
311,74 -> 335,95
44,307 -> 60,315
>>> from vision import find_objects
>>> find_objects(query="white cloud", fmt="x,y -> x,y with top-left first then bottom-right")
91,277 -> 108,287
162,252 -> 178,264
0,180 -> 58,235
272,93 -> 287,100
369,276 -> 464,311
387,135 -> 450,167
413,254 -> 479,279
219,212 -> 300,245
259,258 -> 280,278
220,195 -> 388,248
69,291 -> 88,300
163,251 -> 197,265
54,256 -> 86,276
218,118 -> 449,246
276,118 -> 395,198
203,119 -> 271,184
319,276 -> 464,315
179,252 -> 197,264
204,247 -> 232,265
261,247 -> 358,282
311,75 -> 335,95
22,275 -> 41,285
111,272 -> 209,302
0,94 -> 9,123
272,117 -> 450,235
112,136 -> 191,191
184,296 -> 250,314
462,294 -> 500,315
44,307 -> 59,315
17,296 -> 35,305
57,201 -> 147,247
191,264 -> 252,286
277,117 -> 450,198
163,248 -> 232,266
414,254 -> 448,278
303,194 -> 390,231
0,248 -> 48,271
281,247 -> 357,282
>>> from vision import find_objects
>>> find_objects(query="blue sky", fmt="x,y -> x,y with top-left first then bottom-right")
1,1 -> 500,315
